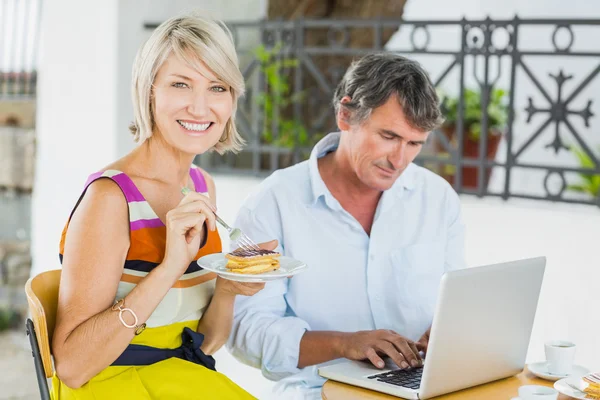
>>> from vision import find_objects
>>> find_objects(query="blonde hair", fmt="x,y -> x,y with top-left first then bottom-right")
129,12 -> 245,154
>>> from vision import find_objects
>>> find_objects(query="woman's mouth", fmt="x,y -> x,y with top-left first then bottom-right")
177,120 -> 214,134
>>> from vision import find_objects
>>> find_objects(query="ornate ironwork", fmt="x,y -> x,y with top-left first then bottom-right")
144,17 -> 600,207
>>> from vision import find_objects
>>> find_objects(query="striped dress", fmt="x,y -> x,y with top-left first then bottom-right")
52,168 -> 254,400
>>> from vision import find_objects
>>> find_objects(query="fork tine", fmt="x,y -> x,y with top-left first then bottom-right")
238,237 -> 257,250
237,241 -> 252,252
239,237 -> 260,252
241,233 -> 259,246
240,235 -> 261,250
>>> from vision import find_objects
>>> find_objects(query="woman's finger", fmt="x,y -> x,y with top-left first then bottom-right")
179,191 -> 216,212
169,212 -> 206,242
171,202 -> 216,232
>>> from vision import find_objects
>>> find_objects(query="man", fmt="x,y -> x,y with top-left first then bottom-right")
227,53 -> 466,399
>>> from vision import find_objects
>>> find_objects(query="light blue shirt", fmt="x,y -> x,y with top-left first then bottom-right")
227,132 -> 466,399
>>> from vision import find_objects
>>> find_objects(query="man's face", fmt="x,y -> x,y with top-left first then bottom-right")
337,96 -> 429,192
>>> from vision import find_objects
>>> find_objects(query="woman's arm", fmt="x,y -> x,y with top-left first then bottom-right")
52,179 -> 186,389
196,283 -> 236,355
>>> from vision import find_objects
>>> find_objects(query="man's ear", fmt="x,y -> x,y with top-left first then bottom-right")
336,96 -> 353,131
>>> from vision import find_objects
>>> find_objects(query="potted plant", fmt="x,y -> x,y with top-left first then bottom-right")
566,145 -> 600,198
437,87 -> 509,189
254,44 -> 323,170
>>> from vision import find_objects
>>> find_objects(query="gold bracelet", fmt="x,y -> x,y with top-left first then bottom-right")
112,299 -> 146,335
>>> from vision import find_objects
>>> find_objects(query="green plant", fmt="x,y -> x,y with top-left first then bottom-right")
0,307 -> 21,331
254,44 -> 323,151
440,87 -> 509,140
423,152 -> 456,176
567,146 -> 600,197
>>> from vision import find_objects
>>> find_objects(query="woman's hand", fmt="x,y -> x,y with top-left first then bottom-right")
214,277 -> 265,297
163,191 -> 217,274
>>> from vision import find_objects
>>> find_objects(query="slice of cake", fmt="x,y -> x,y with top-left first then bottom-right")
581,372 -> 600,399
225,248 -> 280,274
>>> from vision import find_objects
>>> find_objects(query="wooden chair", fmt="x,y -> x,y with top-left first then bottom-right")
24,269 -> 61,400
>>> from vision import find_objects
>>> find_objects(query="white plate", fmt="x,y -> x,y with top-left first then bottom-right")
529,362 -> 590,382
197,253 -> 307,282
554,377 -> 594,400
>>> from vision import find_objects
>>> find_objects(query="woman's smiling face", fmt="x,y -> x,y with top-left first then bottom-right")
151,52 -> 233,155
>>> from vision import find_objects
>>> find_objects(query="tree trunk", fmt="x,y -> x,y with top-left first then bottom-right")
268,0 -> 408,47
260,0 -> 409,163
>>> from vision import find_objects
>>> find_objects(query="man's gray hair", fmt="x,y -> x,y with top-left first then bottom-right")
333,53 -> 444,132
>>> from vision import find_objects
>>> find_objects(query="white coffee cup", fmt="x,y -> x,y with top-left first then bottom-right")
545,340 -> 576,375
518,385 -> 559,400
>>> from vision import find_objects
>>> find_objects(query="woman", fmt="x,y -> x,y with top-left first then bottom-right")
51,12 -> 270,399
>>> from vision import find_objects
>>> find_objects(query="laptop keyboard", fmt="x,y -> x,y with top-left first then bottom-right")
367,366 -> 423,389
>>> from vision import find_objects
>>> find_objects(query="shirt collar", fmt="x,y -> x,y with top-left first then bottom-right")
308,132 -> 340,205
308,132 -> 417,206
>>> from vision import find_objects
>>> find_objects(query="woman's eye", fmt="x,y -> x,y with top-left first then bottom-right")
211,86 -> 227,93
172,82 -> 189,88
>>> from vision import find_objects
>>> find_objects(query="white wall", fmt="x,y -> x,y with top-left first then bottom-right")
389,0 -> 600,200
31,0 -> 120,275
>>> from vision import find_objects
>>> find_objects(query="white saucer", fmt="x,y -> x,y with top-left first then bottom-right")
554,376 -> 590,400
529,362 -> 590,381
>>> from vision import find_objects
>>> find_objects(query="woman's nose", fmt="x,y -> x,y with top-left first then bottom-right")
187,90 -> 209,117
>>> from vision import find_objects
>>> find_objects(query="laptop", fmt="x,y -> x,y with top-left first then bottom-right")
318,256 -> 546,399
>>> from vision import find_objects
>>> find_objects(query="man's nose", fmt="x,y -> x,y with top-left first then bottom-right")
388,142 -> 407,170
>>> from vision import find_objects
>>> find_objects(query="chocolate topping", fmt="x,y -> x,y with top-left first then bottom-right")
229,248 -> 277,257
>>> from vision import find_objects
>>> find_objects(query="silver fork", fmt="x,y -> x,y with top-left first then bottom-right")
181,187 -> 261,252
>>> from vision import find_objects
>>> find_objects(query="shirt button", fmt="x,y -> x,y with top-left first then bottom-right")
369,254 -> 375,261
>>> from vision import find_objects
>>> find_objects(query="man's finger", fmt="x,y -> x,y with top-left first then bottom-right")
258,239 -> 278,251
364,348 -> 385,369
377,342 -> 408,370
407,341 -> 423,366
392,339 -> 421,368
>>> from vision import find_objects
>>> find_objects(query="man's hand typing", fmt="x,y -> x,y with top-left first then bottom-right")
338,329 -> 423,370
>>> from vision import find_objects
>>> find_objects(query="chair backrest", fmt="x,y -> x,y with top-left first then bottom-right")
25,269 -> 61,378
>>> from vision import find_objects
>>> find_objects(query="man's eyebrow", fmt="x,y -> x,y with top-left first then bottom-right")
380,129 -> 426,144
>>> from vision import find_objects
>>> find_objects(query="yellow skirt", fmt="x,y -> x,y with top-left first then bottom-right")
51,321 -> 254,400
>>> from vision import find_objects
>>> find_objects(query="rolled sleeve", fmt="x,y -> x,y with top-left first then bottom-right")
230,298 -> 310,380
227,195 -> 311,380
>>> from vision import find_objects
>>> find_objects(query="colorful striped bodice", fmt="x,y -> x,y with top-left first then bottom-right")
59,167 -> 221,329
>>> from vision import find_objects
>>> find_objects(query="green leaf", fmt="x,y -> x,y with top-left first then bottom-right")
566,145 -> 600,196
440,86 -> 509,137
570,146 -> 595,170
